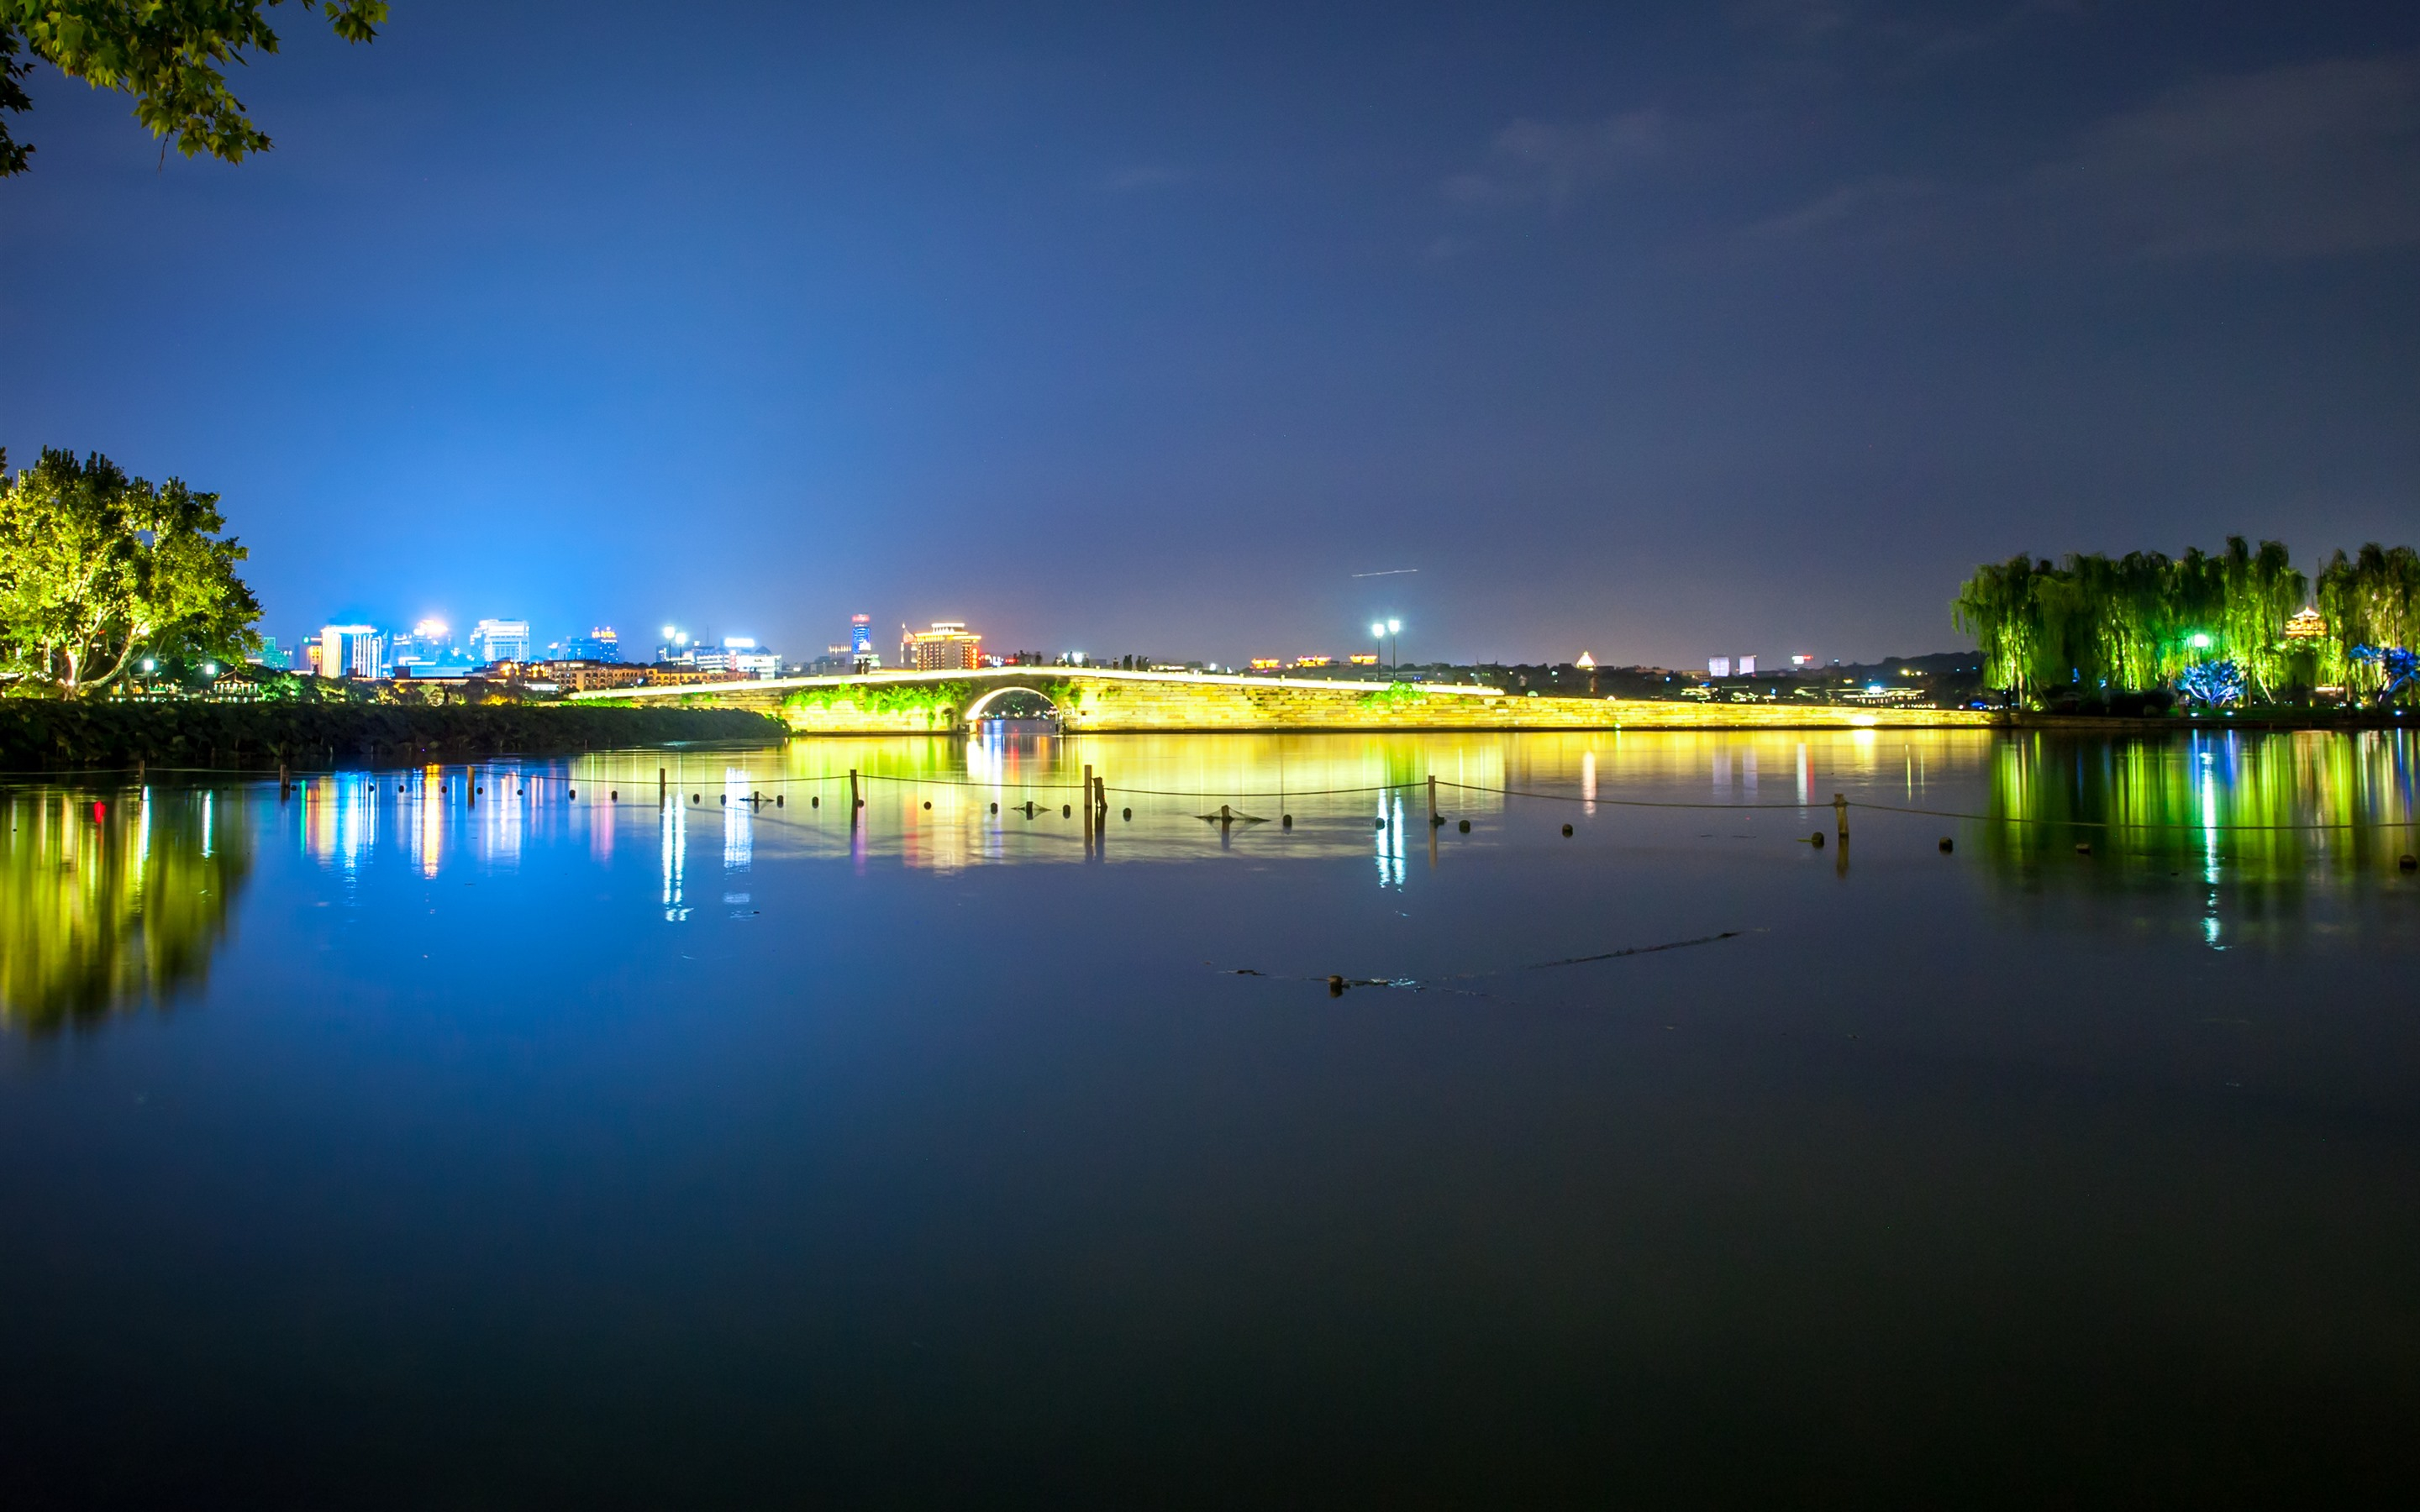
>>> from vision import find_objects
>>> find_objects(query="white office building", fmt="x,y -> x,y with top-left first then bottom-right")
318,624 -> 387,680
470,618 -> 532,665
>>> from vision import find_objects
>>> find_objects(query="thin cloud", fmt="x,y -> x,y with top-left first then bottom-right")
1743,54 -> 2420,263
1750,176 -> 1934,239
1443,110 -> 1667,212
2033,53 -> 2420,259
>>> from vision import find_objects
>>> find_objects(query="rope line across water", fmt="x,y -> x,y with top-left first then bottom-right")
13,768 -> 2415,834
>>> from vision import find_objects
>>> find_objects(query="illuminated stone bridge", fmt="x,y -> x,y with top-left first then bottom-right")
571,667 -> 2002,735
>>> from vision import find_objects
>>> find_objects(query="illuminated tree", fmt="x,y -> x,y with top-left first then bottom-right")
2317,545 -> 2420,701
0,1 -> 386,177
0,447 -> 261,696
1953,538 -> 2307,706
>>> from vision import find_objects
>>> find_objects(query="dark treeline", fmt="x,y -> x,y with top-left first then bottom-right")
0,702 -> 782,771
1953,538 -> 2420,706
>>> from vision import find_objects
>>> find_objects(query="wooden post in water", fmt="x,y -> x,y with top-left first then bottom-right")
850,768 -> 860,819
1428,774 -> 1439,827
1833,793 -> 1848,843
658,766 -> 666,806
1083,764 -> 1094,844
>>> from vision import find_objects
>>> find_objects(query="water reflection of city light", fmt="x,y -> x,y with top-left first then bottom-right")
661,790 -> 688,921
723,768 -> 753,874
1375,793 -> 1405,890
416,764 -> 444,878
300,775 -> 379,873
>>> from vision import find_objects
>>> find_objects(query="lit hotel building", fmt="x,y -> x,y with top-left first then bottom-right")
903,621 -> 982,670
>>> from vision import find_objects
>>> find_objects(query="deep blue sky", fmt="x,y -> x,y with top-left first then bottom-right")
4,1 -> 2416,667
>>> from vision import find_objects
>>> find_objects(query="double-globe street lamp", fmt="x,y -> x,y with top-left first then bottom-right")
1368,618 -> 1402,672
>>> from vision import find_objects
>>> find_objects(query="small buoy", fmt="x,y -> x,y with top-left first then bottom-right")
692,794 -> 700,803
811,795 -> 818,807
1430,815 -> 1444,827
855,799 -> 864,809
517,786 -> 524,795
720,795 -> 727,806
1280,813 -> 1291,827
1123,807 -> 1132,821
1459,819 -> 1470,833
1061,804 -> 1071,817
1939,837 -> 1953,853
1375,817 -> 1386,831
989,801 -> 998,814
1327,974 -> 1344,998
1811,832 -> 1824,848
2075,841 -> 2092,855
568,789 -> 576,800
1561,823 -> 1573,837
923,800 -> 932,810
776,795 -> 783,806
476,785 -> 483,795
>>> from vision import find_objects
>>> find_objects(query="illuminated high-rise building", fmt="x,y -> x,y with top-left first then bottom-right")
317,624 -> 386,680
469,618 -> 532,665
567,627 -> 621,662
903,621 -> 982,670
390,618 -> 450,675
849,614 -> 876,673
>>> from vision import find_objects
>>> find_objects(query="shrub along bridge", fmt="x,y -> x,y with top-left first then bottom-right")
572,667 -> 2000,735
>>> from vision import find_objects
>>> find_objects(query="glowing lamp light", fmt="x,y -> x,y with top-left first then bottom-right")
1370,622 -> 1385,638
141,659 -> 155,672
1386,619 -> 1401,634
2188,633 -> 2212,649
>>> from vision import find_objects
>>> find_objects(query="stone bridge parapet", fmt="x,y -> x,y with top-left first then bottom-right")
571,667 -> 2003,735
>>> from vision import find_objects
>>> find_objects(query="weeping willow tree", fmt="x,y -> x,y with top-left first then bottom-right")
1953,538 -> 2310,706
2316,545 -> 2420,700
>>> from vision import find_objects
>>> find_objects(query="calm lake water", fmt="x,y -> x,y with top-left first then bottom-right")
5,727 -> 2418,1507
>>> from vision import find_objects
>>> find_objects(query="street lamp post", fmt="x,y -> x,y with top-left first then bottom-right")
1386,618 -> 1402,671
1369,622 -> 1386,675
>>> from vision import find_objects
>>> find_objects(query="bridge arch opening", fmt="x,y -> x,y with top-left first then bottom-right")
962,685 -> 1063,727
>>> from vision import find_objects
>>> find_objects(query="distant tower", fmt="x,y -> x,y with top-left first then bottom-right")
850,614 -> 875,673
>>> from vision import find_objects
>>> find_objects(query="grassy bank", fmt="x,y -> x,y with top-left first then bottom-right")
0,701 -> 786,772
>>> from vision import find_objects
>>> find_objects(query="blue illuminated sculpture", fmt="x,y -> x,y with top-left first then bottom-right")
2175,659 -> 2246,707
2349,645 -> 2418,706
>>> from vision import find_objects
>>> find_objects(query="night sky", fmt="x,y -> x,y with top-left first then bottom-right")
4,2 -> 2415,668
